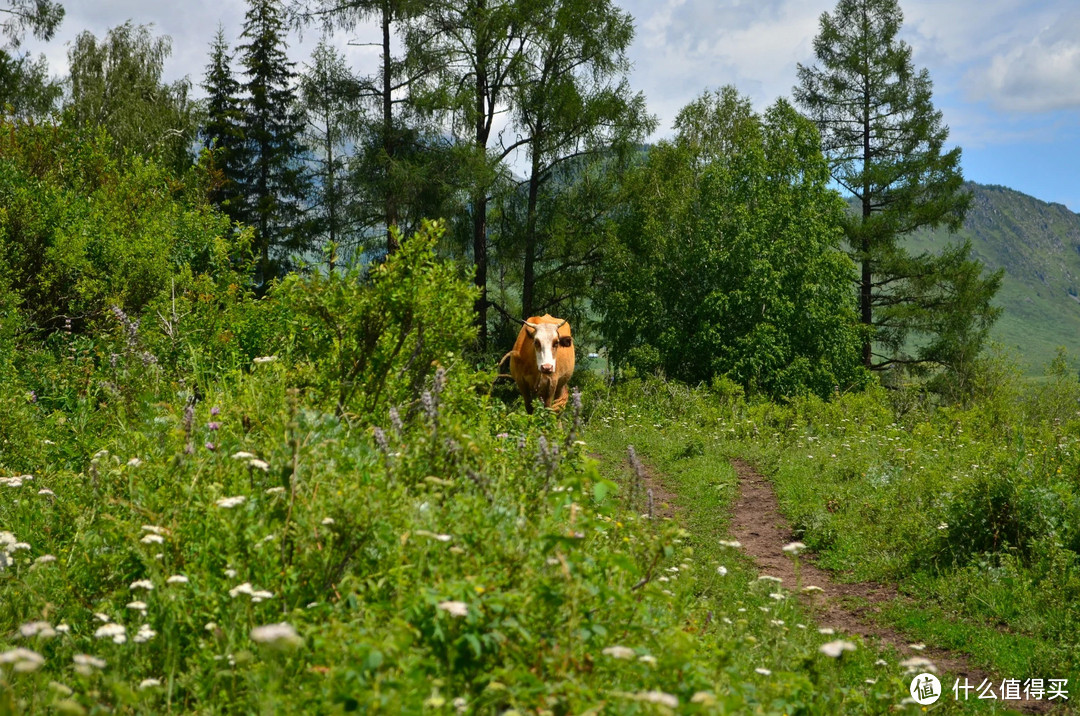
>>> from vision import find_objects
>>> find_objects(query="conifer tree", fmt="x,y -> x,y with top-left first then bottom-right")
201,26 -> 247,223
794,0 -> 1000,374
238,0 -> 309,281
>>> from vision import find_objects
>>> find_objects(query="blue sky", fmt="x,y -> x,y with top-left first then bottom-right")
22,0 -> 1080,210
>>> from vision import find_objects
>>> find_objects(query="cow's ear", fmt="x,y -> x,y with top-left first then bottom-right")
559,336 -> 573,348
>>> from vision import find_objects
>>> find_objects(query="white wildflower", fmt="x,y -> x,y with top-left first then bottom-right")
899,656 -> 937,674
94,613 -> 112,622
139,678 -> 161,690
0,647 -> 44,672
250,622 -> 302,650
216,495 -> 246,508
638,654 -> 657,665
19,621 -> 56,639
436,600 -> 468,618
253,355 -> 277,364
134,624 -> 156,643
770,619 -> 785,626
140,534 -> 165,544
141,525 -> 168,535
634,691 -> 678,708
94,623 -> 126,644
10,542 -> 29,551
769,592 -> 786,601
232,451 -> 256,460
755,667 -> 772,676
716,565 -> 728,576
33,554 -> 56,565
204,622 -> 218,632
819,640 -> 857,658
875,659 -> 888,666
126,601 -> 148,612
757,575 -> 782,583
801,585 -> 824,593
602,645 -> 635,660
265,486 -> 285,495
250,590 -> 274,602
130,579 -> 154,591
718,540 -> 742,548
248,459 -> 270,471
909,643 -> 926,651
38,488 -> 54,496
229,582 -> 254,598
782,541 -> 807,554
818,627 -> 835,635
166,574 -> 189,584
127,458 -> 143,467
321,517 -> 335,525
690,692 -> 717,705
55,623 -> 69,634
224,568 -> 237,578
73,654 -> 106,675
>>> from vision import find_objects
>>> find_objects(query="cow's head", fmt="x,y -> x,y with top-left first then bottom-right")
524,318 -> 571,376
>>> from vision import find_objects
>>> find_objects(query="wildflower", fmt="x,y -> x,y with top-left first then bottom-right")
909,643 -> 926,651
134,624 -> 156,643
899,656 -> 937,674
769,593 -> 786,601
73,654 -> 106,672
166,574 -> 188,584
875,659 -> 888,666
208,422 -> 221,431
232,451 -> 256,460
140,534 -> 165,545
690,692 -> 717,705
0,647 -> 44,672
716,565 -> 728,576
34,554 -> 56,565
205,622 -> 218,632
718,539 -> 742,548
757,575 -> 782,583
634,691 -> 678,708
248,459 -> 270,472
253,356 -> 277,364
10,542 -> 29,551
436,601 -> 468,618
782,541 -> 807,554
250,590 -> 274,603
937,522 -> 949,530
801,585 -> 824,593
602,645 -> 635,660
139,678 -> 161,690
38,488 -> 54,496
126,601 -> 148,612
216,495 -> 246,508
130,579 -> 154,591
55,623 -> 70,634
19,621 -> 56,639
415,530 -> 452,542
229,582 -> 254,598
94,613 -> 112,623
265,486 -> 285,495
770,619 -> 785,626
638,654 -> 657,665
321,517 -> 335,526
49,681 -> 73,696
250,622 -> 303,650
94,623 -> 127,644
818,627 -> 835,635
224,568 -> 237,578
755,668 -> 772,676
819,640 -> 857,658
127,457 -> 142,467
141,525 -> 168,535
205,442 -> 216,451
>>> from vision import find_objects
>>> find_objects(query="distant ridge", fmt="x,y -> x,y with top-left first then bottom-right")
905,182 -> 1080,372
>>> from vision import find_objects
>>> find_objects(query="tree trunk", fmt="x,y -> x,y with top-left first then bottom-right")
472,0 -> 489,350
522,135 -> 542,318
861,67 -> 873,370
382,1 -> 399,255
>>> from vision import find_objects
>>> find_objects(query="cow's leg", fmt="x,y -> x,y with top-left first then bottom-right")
550,381 -> 570,412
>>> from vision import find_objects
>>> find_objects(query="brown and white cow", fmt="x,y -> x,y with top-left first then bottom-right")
500,314 -> 575,414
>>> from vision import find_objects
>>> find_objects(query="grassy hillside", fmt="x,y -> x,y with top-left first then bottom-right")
906,183 -> 1080,372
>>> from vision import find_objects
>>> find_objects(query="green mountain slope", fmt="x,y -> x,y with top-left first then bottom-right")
904,182 -> 1080,373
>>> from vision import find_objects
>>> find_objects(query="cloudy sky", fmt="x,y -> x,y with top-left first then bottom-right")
21,0 -> 1080,210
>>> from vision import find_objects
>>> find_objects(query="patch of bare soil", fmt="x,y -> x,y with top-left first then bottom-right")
728,458 -> 1054,714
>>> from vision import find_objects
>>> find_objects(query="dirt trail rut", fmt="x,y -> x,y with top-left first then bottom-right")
727,458 -> 1053,715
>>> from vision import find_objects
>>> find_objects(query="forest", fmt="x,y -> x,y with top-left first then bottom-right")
0,0 -> 1073,712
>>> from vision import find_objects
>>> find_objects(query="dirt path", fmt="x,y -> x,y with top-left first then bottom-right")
728,458 -> 1053,715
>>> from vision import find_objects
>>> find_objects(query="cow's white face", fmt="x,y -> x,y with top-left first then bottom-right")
528,323 -> 568,376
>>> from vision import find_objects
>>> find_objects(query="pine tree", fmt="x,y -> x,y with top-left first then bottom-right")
201,26 -> 247,224
238,0 -> 309,282
794,0 -> 1000,374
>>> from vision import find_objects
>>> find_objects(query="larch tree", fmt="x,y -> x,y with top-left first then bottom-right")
238,0 -> 310,282
794,0 -> 1000,376
507,0 -> 654,321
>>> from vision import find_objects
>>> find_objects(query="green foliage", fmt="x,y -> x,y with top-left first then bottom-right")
795,0 -> 1000,377
0,0 -> 64,121
0,121 -> 233,333
276,220 -> 477,416
65,21 -> 199,175
598,88 -> 867,399
200,25 -> 247,225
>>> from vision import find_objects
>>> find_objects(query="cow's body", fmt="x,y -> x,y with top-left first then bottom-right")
503,314 -> 575,414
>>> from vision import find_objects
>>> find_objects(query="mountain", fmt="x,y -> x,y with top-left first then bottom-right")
903,182 -> 1080,374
